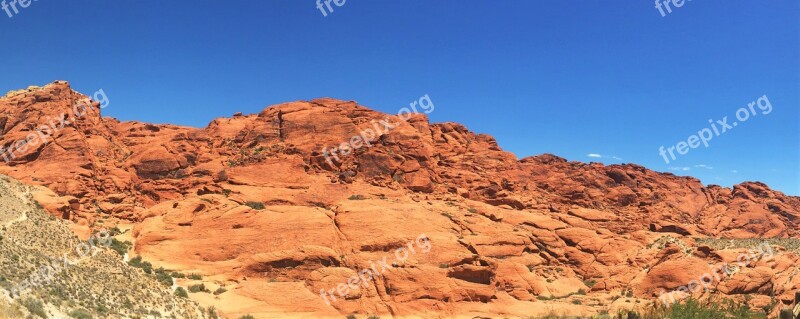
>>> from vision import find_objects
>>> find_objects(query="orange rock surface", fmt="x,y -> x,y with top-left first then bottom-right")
1,81 -> 798,318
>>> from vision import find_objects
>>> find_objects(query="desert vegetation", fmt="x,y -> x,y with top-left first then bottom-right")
694,237 -> 800,253
0,178 -> 212,318
529,298 -> 766,319
245,201 -> 266,210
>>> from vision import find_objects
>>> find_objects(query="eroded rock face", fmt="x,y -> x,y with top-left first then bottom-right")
1,81 -> 798,318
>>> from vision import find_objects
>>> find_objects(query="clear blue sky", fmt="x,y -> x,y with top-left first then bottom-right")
1,1 -> 798,195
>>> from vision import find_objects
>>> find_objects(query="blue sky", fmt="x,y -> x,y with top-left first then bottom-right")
1,1 -> 798,195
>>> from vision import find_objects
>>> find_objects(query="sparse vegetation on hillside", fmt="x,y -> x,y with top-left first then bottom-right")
207,306 -> 219,319
188,283 -> 210,293
528,298 -> 767,319
175,286 -> 189,298
68,308 -> 93,319
0,298 -> 24,319
649,235 -> 693,254
154,267 -> 174,286
644,298 -> 766,319
108,238 -> 132,256
128,255 -> 153,274
20,298 -> 46,318
536,289 -> 586,301
694,237 -> 800,253
0,176 -> 212,319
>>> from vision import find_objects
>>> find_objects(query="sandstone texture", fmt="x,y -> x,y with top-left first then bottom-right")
0,81 -> 798,318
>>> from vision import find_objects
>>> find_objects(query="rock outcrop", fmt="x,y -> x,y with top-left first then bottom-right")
0,81 -> 798,318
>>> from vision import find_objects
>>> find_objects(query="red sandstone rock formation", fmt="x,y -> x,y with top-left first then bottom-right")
1,81 -> 798,318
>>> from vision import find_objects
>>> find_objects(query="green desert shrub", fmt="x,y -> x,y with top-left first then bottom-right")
188,283 -> 209,293
174,286 -> 189,298
245,201 -> 265,210
154,267 -> 173,286
207,306 -> 219,319
128,256 -> 153,274
109,238 -> 132,256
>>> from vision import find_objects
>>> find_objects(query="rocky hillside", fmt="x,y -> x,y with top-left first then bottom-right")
0,174 -> 213,319
0,81 -> 798,318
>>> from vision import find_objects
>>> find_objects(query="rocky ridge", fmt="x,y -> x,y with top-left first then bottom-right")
0,81 -> 797,318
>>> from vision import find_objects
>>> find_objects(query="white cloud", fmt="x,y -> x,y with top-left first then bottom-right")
694,164 -> 713,169
731,170 -> 738,173
669,167 -> 691,171
586,153 -> 622,161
